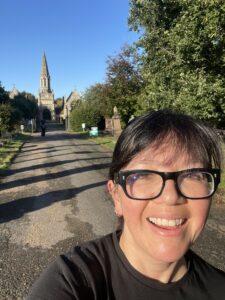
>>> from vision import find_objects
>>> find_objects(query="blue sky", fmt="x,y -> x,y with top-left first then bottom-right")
0,0 -> 138,99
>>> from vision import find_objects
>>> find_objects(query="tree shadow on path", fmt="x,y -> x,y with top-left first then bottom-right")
0,180 -> 107,224
0,162 -> 110,191
5,156 -> 110,176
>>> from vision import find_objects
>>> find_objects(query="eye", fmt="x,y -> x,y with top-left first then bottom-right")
126,172 -> 160,185
184,171 -> 207,182
127,173 -> 144,184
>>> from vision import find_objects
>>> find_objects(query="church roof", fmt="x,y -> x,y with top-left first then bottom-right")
41,52 -> 50,77
66,90 -> 80,103
9,85 -> 19,99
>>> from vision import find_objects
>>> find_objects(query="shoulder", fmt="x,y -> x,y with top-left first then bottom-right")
56,232 -> 115,277
68,231 -> 115,262
55,231 -> 116,277
187,250 -> 225,283
26,232 -> 116,299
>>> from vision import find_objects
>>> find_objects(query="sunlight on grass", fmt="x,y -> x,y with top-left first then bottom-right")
0,134 -> 30,172
88,135 -> 117,151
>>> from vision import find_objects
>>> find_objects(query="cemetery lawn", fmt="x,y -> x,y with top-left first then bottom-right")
0,134 -> 30,174
88,135 -> 117,151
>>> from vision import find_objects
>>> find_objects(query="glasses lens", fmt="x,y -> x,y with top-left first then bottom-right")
178,171 -> 214,198
126,172 -> 163,199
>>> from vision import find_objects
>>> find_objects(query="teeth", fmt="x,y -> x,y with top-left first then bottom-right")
148,218 -> 184,227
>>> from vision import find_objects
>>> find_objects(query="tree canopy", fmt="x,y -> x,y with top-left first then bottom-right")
70,1 -> 224,130
70,45 -> 143,128
12,92 -> 38,120
0,103 -> 12,133
128,0 -> 225,125
0,84 -> 38,133
0,82 -> 10,104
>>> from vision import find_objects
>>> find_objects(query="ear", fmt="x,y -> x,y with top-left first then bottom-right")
107,180 -> 123,216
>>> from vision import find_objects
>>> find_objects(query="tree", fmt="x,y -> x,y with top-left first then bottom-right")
0,82 -> 9,104
105,45 -> 143,124
82,83 -> 112,117
129,0 -> 225,125
11,92 -> 38,120
79,46 -> 143,127
68,44 -> 145,129
55,97 -> 64,115
69,102 -> 104,132
0,103 -> 12,133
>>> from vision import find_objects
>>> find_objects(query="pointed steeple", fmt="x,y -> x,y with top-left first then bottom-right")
9,84 -> 19,99
38,52 -> 55,120
41,52 -> 50,77
40,52 -> 51,92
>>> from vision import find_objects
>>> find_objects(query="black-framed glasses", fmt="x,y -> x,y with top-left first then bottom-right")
114,168 -> 220,200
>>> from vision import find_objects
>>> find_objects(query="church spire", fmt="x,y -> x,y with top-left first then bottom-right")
41,52 -> 50,77
40,52 -> 51,92
38,52 -> 55,120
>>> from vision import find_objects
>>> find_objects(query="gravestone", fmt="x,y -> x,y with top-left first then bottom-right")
105,118 -> 113,134
112,106 -> 122,137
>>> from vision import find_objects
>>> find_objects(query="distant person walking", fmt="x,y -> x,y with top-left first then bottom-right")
40,120 -> 46,137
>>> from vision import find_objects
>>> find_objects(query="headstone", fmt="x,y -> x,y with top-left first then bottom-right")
112,106 -> 122,137
105,118 -> 113,134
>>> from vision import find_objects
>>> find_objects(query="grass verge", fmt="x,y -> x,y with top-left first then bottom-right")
0,133 -> 30,175
71,132 -> 118,151
88,135 -> 117,151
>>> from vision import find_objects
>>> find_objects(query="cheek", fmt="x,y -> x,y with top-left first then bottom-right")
189,199 -> 211,239
120,194 -> 148,225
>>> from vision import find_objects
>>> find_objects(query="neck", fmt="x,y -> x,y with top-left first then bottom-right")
119,234 -> 188,284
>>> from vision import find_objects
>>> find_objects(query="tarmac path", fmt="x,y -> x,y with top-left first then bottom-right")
0,127 -> 224,299
0,128 -> 117,299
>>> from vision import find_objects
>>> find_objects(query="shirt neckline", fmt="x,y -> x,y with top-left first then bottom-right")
112,230 -> 193,291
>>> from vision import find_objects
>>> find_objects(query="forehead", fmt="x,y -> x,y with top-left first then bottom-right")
125,143 -> 200,169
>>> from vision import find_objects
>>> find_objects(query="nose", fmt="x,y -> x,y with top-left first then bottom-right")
156,179 -> 185,205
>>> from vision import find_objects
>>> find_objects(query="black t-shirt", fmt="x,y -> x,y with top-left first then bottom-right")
26,231 -> 225,300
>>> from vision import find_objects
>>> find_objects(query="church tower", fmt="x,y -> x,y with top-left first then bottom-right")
38,52 -> 55,120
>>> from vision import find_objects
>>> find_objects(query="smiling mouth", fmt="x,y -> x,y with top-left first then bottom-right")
147,217 -> 186,228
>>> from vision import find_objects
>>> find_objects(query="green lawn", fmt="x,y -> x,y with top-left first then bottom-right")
0,133 -> 30,174
88,135 -> 117,151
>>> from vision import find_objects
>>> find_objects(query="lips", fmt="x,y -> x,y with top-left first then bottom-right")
147,217 -> 186,228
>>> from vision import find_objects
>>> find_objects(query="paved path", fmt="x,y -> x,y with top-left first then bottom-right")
0,127 -> 224,299
0,128 -> 117,299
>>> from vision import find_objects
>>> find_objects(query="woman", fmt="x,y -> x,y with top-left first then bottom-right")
27,110 -> 225,299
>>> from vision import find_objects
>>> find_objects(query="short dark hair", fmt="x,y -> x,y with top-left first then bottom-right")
109,110 -> 223,180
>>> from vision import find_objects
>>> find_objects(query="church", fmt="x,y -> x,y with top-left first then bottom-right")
38,53 -> 55,121
37,53 -> 80,126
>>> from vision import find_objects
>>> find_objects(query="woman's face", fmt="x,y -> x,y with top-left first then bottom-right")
108,144 -> 211,267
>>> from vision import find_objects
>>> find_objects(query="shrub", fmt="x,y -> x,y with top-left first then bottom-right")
69,104 -> 104,132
